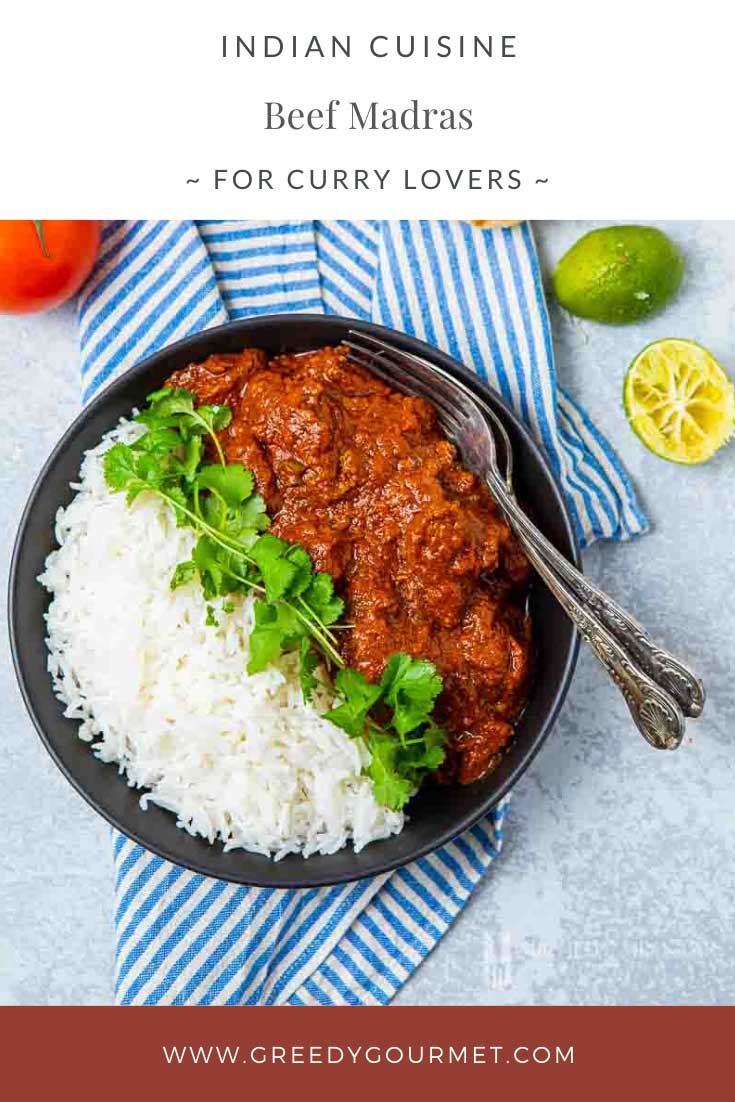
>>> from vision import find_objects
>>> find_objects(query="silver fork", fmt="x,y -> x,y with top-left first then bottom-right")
344,330 -> 705,751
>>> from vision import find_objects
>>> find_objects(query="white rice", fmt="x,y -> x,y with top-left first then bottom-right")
39,419 -> 404,859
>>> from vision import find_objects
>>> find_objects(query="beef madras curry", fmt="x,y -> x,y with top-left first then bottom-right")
166,344 -> 532,785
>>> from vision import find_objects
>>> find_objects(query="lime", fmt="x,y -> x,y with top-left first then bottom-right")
624,339 -> 735,464
553,226 -> 684,324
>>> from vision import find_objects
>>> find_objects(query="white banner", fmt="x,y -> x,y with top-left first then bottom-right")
1,0 -> 731,216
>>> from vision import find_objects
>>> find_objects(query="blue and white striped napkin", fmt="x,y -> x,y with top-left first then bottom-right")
77,221 -> 646,1005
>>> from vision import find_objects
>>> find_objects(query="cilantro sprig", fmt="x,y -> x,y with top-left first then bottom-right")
103,386 -> 449,810
326,658 -> 447,810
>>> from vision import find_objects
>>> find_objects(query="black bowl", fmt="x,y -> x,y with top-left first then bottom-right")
9,315 -> 580,887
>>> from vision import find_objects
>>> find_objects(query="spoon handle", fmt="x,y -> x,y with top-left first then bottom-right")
487,473 -> 704,719
547,551 -> 703,717
486,476 -> 687,749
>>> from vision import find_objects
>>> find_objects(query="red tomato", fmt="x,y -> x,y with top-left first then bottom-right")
0,220 -> 101,315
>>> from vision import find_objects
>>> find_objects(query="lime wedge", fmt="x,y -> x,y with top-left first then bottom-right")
624,339 -> 734,464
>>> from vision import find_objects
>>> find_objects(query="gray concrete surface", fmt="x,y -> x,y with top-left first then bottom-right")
1,222 -> 733,1006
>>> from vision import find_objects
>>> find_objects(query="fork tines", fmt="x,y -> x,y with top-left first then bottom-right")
342,333 -> 465,437
341,330 -> 512,489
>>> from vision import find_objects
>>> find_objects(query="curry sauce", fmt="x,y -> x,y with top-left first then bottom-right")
166,345 -> 532,784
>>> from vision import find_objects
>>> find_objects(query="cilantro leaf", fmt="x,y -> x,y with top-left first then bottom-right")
285,544 -> 313,597
137,387 -> 195,426
235,494 -> 270,538
325,667 -> 384,739
196,463 -> 254,508
192,404 -> 232,435
103,439 -> 186,503
137,390 -> 231,446
366,731 -> 415,811
250,534 -> 298,602
249,536 -> 316,602
304,572 -> 344,626
191,535 -> 252,600
130,427 -> 182,457
380,653 -> 443,737
415,720 -> 449,770
205,604 -> 219,628
247,600 -> 303,674
367,717 -> 449,811
103,442 -> 145,497
192,536 -> 227,599
170,559 -> 196,590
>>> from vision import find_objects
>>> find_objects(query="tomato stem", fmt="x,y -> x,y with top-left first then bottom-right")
33,220 -> 50,259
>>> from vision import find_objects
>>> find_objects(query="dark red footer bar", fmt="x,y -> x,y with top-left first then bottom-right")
1,1006 -> 730,1098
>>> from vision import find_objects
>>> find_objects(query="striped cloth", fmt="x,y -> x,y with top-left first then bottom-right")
77,220 -> 647,1006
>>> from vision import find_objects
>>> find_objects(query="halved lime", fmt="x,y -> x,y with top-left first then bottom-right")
624,339 -> 735,464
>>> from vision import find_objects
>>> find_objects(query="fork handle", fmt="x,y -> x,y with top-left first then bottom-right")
487,472 -> 704,719
485,476 -> 687,749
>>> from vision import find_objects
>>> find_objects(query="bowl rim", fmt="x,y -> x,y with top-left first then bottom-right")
8,314 -> 580,887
